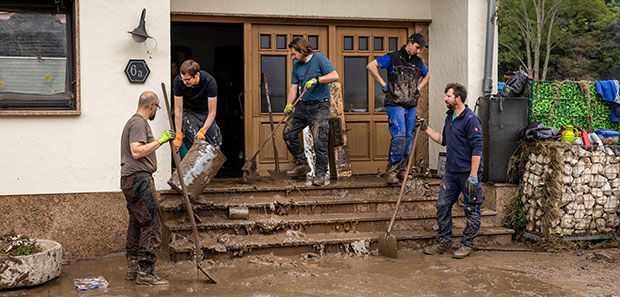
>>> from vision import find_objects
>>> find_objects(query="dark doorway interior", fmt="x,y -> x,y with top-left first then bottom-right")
171,22 -> 244,177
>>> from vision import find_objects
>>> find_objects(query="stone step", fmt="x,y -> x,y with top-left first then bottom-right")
160,176 -> 441,200
168,226 -> 514,261
160,193 -> 442,221
164,209 -> 498,236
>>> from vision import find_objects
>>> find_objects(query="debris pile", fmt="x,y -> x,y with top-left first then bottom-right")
0,232 -> 40,256
521,144 -> 620,236
405,177 -> 432,197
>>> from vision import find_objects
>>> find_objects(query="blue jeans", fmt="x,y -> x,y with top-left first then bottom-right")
385,105 -> 417,172
436,171 -> 482,247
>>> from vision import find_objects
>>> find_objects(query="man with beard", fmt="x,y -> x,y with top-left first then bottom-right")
367,33 -> 430,184
419,83 -> 483,259
172,60 -> 223,154
120,91 -> 174,285
282,37 -> 339,186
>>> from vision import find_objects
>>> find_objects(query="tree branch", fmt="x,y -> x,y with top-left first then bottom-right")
499,41 -> 529,70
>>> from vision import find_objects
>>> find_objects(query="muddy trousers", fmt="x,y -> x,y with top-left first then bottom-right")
283,100 -> 330,175
121,174 -> 162,274
181,110 -> 223,151
436,171 -> 483,247
385,105 -> 417,173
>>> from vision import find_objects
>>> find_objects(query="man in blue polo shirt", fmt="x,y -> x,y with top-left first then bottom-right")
367,33 -> 430,184
419,83 -> 483,259
283,37 -> 339,186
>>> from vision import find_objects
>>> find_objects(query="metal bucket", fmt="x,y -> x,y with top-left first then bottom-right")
168,138 -> 226,200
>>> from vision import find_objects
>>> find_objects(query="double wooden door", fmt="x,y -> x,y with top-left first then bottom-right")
248,23 -> 424,175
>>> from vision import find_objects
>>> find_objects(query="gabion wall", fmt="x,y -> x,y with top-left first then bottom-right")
521,145 -> 620,236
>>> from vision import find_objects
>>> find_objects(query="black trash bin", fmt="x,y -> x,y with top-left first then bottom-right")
477,96 -> 528,184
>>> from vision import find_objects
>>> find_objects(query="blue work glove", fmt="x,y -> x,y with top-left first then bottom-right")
382,84 -> 388,93
466,175 -> 478,194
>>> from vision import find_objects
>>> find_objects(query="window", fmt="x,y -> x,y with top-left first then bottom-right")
374,37 -> 383,51
260,55 -> 286,113
0,1 -> 77,112
275,35 -> 286,49
260,34 -> 271,49
358,37 -> 368,51
344,57 -> 368,112
389,37 -> 398,51
308,35 -> 318,50
292,34 -> 303,40
343,36 -> 353,50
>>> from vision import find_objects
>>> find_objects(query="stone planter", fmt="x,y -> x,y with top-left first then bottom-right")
0,239 -> 62,289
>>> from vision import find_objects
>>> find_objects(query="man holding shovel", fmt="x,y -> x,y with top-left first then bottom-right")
172,60 -> 223,155
420,83 -> 483,259
283,37 -> 339,186
367,33 -> 429,185
120,91 -> 174,285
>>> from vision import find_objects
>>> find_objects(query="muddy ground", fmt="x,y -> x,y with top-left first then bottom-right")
1,246 -> 619,297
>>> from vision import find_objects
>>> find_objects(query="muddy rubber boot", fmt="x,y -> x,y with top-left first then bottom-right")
453,245 -> 473,259
312,173 -> 329,186
423,243 -> 450,255
136,272 -> 169,286
386,171 -> 399,185
125,254 -> 139,281
286,162 -> 310,177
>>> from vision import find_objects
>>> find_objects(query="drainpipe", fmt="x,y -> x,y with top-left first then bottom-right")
482,0 -> 497,97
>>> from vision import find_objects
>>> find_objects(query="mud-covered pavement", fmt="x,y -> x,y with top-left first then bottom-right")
1,247 -> 619,297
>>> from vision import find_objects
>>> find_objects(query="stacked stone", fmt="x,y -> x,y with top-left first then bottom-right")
521,145 -> 620,236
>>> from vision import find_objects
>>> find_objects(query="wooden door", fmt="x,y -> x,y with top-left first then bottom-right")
249,24 -> 329,174
335,26 -> 410,174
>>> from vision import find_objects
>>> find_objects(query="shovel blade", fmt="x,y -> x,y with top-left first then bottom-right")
241,160 -> 255,172
267,169 -> 288,180
377,233 -> 398,258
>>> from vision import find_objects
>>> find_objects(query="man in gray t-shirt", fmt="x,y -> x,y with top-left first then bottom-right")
119,91 -> 174,286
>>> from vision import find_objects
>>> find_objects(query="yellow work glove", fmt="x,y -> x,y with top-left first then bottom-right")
158,129 -> 175,145
196,128 -> 207,140
304,78 -> 318,90
284,104 -> 293,115
173,133 -> 183,152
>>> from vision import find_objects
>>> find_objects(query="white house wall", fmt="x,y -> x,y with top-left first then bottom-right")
171,0 -> 431,20
0,0 -> 171,195
428,0 -> 497,169
0,0 -> 497,195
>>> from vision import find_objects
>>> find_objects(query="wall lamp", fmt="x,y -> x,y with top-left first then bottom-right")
128,8 -> 152,42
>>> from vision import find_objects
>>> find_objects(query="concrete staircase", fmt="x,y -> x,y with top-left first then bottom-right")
160,176 -> 514,261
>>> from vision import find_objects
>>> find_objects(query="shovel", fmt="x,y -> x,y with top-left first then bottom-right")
262,73 -> 286,179
378,124 -> 422,258
161,83 -> 217,283
241,87 -> 309,181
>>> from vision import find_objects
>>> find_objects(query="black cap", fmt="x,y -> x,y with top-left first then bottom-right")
408,33 -> 428,48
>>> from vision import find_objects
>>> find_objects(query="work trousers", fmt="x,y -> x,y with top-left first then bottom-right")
182,110 -> 223,150
436,171 -> 483,247
283,100 -> 330,175
385,105 -> 417,173
121,174 -> 161,271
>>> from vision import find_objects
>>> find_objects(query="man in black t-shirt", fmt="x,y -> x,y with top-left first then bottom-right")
172,60 -> 223,152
